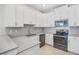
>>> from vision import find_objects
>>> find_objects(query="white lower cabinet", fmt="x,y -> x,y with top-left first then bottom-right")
68,36 -> 79,54
0,35 -> 18,55
45,34 -> 53,46
13,36 -> 39,53
3,48 -> 18,55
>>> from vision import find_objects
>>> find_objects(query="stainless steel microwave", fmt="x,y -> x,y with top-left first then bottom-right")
55,20 -> 68,27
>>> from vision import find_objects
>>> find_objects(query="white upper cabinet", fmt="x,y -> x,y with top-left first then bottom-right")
15,5 -> 24,27
74,5 -> 79,26
34,12 -> 55,27
33,12 -> 45,27
5,5 -> 16,27
45,12 -> 55,27
54,7 -> 63,20
67,5 -> 77,26
60,6 -> 69,20
23,6 -> 36,25
67,5 -> 79,26
54,5 -> 68,20
54,5 -> 79,27
5,5 -> 79,27
5,5 -> 24,27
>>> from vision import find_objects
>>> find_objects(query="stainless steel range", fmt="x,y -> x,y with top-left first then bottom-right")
53,29 -> 69,51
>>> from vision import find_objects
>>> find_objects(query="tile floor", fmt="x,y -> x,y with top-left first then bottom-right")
18,44 -> 74,55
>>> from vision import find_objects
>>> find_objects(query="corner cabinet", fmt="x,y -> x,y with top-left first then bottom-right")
68,36 -> 79,54
5,5 -> 23,27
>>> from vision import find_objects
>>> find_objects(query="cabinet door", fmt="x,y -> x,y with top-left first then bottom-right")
54,9 -> 60,20
50,12 -> 55,27
60,6 -> 69,19
35,13 -> 54,27
54,7 -> 63,20
45,34 -> 53,46
44,13 -> 55,27
54,6 -> 69,21
15,5 -> 23,27
68,36 -> 79,54
69,5 -> 79,26
23,7 -> 31,24
23,6 -> 36,24
5,5 -> 16,27
75,5 -> 79,26
68,6 -> 77,26
34,12 -> 44,27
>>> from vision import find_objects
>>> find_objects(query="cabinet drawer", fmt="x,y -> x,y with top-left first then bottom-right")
54,43 -> 68,51
54,36 -> 67,45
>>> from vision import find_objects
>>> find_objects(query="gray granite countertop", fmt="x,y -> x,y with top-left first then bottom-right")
69,34 -> 79,37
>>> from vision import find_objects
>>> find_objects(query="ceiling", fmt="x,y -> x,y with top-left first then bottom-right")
26,4 -> 66,13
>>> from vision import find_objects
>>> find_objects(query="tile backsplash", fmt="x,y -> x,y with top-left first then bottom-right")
5,25 -> 43,37
43,27 -> 56,34
69,26 -> 79,35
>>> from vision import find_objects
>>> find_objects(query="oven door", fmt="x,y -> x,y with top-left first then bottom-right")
53,36 -> 67,45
